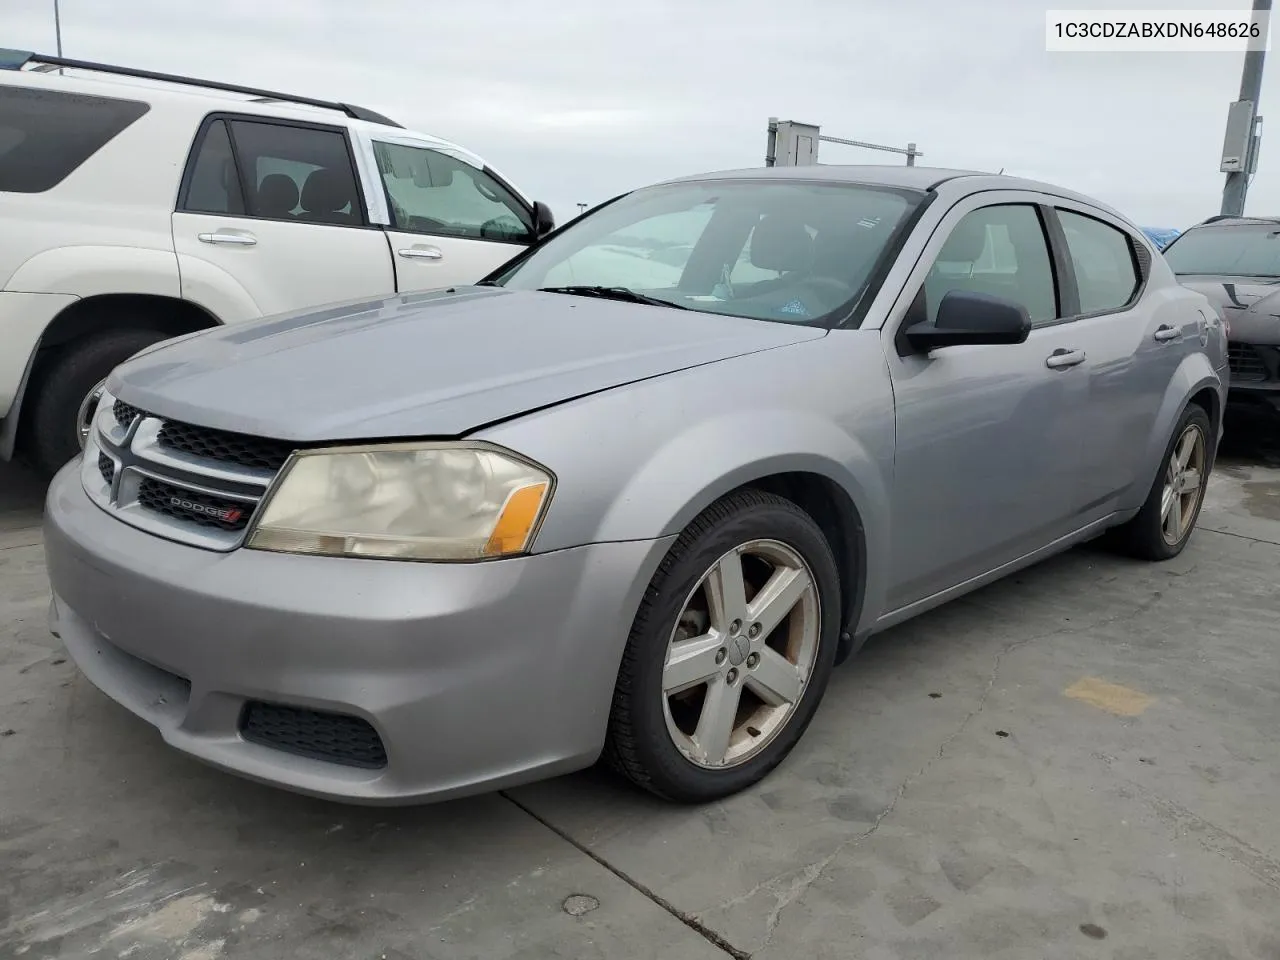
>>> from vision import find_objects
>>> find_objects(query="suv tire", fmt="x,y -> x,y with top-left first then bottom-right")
27,329 -> 165,476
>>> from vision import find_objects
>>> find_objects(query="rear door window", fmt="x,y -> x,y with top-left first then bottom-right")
181,120 -> 245,215
1057,210 -> 1140,314
179,118 -> 366,227
0,86 -> 149,193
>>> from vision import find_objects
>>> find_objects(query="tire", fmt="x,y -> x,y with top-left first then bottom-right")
604,489 -> 842,803
25,329 -> 165,476
1108,403 -> 1213,561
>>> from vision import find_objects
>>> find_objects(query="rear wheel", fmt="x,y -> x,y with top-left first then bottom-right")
604,490 -> 841,803
25,329 -> 165,476
1108,404 -> 1213,561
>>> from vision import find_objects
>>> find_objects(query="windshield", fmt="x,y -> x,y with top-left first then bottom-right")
1163,223 -> 1280,277
491,179 -> 925,326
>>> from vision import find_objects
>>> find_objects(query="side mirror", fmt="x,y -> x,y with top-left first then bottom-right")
533,200 -> 556,238
903,289 -> 1032,352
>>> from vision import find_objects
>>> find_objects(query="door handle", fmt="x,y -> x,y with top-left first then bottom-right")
198,231 -> 257,246
1045,349 -> 1086,370
1153,325 -> 1181,342
398,246 -> 443,260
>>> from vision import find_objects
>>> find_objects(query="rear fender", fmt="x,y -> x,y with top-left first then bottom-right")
1126,352 -> 1224,513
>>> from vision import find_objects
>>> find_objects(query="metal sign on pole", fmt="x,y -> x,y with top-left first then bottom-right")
766,118 -> 922,167
1220,0 -> 1271,216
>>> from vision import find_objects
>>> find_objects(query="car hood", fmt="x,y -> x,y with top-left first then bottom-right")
108,286 -> 826,441
1177,275 -> 1280,345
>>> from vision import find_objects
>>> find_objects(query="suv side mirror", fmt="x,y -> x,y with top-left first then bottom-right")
903,289 -> 1032,352
533,201 -> 556,238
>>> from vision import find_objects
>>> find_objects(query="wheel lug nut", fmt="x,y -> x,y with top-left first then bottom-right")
748,623 -> 761,639
730,619 -> 742,635
715,648 -> 727,665
726,668 -> 738,684
746,653 -> 759,669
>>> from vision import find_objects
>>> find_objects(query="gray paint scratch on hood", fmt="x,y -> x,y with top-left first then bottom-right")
108,287 -> 826,441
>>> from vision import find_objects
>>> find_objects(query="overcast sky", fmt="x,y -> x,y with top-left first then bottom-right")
7,0 -> 1278,228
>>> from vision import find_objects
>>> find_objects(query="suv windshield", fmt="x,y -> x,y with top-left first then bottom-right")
1163,223 -> 1280,278
491,179 -> 925,326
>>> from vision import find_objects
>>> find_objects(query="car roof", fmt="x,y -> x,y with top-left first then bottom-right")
658,165 -> 1134,223
1188,215 -> 1280,227
662,164 -> 986,190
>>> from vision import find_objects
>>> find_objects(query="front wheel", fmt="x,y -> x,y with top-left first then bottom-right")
604,490 -> 842,803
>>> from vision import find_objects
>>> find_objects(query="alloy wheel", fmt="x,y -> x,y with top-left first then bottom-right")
660,538 -> 820,769
1160,421 -> 1207,545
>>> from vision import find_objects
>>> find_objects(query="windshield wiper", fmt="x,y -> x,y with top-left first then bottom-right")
537,285 -> 690,310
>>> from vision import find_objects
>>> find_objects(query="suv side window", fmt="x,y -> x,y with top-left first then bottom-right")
923,204 -> 1058,325
1057,209 -> 1139,314
0,86 -> 149,194
372,141 -> 533,243
182,120 -> 245,215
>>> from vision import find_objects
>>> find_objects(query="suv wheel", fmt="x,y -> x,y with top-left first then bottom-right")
26,329 -> 165,476
604,490 -> 841,802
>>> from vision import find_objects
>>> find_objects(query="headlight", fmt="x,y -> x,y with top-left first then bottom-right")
245,442 -> 554,561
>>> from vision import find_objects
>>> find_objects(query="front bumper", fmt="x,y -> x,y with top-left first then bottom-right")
44,461 -> 674,804
1227,341 -> 1280,412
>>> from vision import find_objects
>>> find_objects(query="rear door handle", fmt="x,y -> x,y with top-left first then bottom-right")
1154,325 -> 1181,342
398,245 -> 444,261
198,230 -> 257,246
1045,349 -> 1086,370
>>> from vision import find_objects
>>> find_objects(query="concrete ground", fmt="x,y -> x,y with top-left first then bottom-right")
2,420 -> 1279,960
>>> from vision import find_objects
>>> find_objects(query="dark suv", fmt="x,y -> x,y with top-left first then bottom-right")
1163,216 -> 1280,416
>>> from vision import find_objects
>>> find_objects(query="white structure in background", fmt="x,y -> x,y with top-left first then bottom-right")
765,118 -> 921,167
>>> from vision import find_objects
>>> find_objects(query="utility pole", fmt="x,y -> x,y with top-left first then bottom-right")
53,0 -> 63,56
1220,0 -> 1271,217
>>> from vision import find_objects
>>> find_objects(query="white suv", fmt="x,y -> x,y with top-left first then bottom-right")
0,50 -> 555,474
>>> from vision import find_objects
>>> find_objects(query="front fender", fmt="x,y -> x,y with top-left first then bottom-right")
1127,351 -> 1224,512
476,336 -> 897,634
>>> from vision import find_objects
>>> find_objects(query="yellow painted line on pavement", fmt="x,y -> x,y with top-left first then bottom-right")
1064,677 -> 1154,717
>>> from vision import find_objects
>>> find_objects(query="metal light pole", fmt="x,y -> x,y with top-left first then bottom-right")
53,0 -> 63,55
1220,0 -> 1271,217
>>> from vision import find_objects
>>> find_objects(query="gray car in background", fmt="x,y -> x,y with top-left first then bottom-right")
1162,215 -> 1280,416
44,165 -> 1227,806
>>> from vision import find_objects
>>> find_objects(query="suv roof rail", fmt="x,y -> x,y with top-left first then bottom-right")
0,49 -> 403,128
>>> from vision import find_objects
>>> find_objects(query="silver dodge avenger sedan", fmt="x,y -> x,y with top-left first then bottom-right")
45,165 -> 1227,805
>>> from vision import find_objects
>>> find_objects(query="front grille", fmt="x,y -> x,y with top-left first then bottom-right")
157,420 -> 297,472
113,399 -> 142,428
83,392 -> 285,551
240,702 -> 388,769
1228,342 -> 1273,383
136,476 -> 251,531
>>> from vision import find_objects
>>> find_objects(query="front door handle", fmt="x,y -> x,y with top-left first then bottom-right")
1153,325 -> 1181,342
198,230 -> 257,246
1045,349 -> 1086,370
398,246 -> 444,261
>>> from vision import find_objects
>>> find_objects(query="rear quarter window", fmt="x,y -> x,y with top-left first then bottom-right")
0,85 -> 150,193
